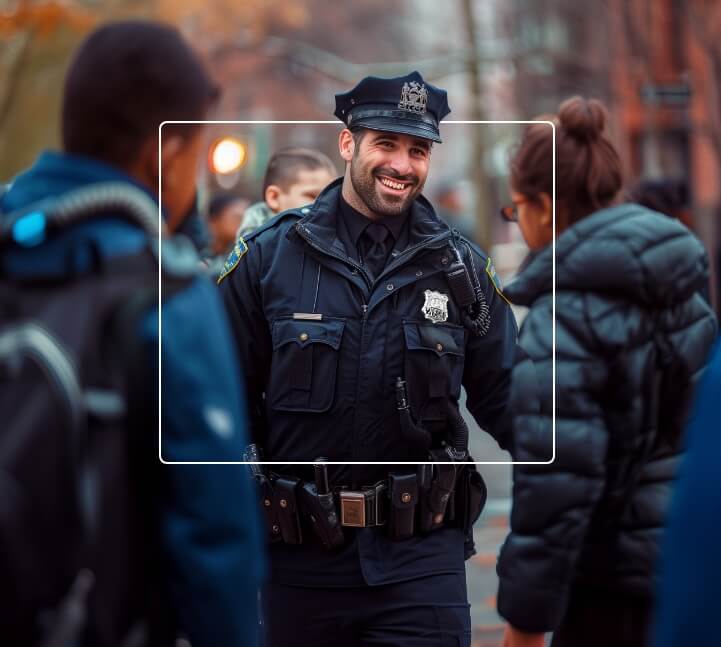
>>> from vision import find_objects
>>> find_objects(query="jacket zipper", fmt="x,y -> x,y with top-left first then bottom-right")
352,302 -> 369,467
295,223 -> 453,287
296,224 -> 372,288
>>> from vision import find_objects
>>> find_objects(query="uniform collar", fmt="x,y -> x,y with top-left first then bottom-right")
338,194 -> 408,246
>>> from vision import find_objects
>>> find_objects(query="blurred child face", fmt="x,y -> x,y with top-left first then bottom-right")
512,190 -> 554,250
265,168 -> 335,213
128,125 -> 206,232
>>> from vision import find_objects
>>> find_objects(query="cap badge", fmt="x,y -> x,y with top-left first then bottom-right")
398,81 -> 428,114
422,290 -> 449,324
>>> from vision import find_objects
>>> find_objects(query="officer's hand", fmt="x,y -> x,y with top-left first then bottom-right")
502,624 -> 545,647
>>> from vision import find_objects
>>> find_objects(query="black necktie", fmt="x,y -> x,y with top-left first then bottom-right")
360,222 -> 390,280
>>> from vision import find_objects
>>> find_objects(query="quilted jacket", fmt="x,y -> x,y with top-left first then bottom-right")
496,203 -> 717,632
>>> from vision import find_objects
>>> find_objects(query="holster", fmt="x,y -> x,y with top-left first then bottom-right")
299,482 -> 344,549
417,449 -> 460,533
454,462 -> 487,534
387,473 -> 418,540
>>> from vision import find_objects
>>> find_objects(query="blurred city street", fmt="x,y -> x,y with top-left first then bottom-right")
2,1 -> 721,645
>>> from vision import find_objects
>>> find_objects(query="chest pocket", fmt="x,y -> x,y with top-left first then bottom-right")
402,319 -> 466,421
269,317 -> 345,413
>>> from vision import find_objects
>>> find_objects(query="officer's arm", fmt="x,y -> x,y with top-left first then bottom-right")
462,251 -> 518,447
218,238 -> 271,445
150,277 -> 265,646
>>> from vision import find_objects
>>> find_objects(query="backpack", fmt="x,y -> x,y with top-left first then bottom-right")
0,183 -> 175,646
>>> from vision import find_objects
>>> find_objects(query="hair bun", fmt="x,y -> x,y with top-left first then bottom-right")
558,96 -> 607,142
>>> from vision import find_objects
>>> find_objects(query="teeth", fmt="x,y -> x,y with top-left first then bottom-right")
380,177 -> 406,190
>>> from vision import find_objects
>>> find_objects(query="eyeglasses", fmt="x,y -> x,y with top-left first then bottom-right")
499,199 -> 528,223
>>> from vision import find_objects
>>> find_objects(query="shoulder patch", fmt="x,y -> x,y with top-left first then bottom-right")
485,257 -> 511,305
217,237 -> 248,284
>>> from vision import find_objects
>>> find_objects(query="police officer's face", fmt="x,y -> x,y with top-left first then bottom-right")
344,129 -> 431,218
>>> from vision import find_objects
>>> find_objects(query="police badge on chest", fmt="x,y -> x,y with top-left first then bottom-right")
422,290 -> 449,324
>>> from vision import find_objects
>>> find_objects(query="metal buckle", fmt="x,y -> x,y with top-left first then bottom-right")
340,491 -> 366,527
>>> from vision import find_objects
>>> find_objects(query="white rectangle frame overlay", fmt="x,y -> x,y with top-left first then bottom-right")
158,120 -> 555,465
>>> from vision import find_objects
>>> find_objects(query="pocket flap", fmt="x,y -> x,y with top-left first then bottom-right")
272,317 -> 345,351
402,320 -> 464,357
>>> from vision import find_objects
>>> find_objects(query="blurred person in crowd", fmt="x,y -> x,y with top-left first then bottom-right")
207,193 -> 249,256
495,97 -> 717,647
237,146 -> 336,237
218,71 -> 517,647
653,339 -> 721,647
627,178 -> 712,305
627,178 -> 692,229
0,20 -> 262,647
435,180 -> 476,241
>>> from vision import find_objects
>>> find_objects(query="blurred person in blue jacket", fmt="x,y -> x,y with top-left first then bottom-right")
654,339 -> 721,647
0,20 -> 263,646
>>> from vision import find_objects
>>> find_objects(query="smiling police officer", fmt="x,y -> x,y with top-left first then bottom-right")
219,71 -> 518,647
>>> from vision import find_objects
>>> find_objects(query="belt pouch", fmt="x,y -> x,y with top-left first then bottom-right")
259,475 -> 282,543
388,473 -> 418,540
274,476 -> 303,544
455,464 -> 487,533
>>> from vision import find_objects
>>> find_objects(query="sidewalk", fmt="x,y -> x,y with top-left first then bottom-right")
466,498 -> 509,647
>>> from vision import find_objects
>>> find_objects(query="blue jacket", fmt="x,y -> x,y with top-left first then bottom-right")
2,150 -> 263,646
219,178 -> 517,586
654,339 -> 721,646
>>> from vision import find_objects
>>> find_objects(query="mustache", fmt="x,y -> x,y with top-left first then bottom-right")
373,168 -> 418,185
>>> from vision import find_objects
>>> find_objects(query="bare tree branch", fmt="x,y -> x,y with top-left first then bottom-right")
0,30 -> 33,131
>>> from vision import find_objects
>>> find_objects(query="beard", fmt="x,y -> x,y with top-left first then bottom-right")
349,159 -> 425,218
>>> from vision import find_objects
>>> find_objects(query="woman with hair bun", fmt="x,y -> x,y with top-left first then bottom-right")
496,97 -> 717,647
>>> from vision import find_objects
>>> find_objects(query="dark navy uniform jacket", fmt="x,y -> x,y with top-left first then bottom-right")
2,150 -> 264,646
220,178 -> 517,586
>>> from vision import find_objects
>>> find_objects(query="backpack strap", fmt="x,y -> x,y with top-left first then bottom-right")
592,328 -> 668,534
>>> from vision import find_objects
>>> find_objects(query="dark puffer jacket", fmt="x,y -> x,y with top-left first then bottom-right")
496,203 -> 717,633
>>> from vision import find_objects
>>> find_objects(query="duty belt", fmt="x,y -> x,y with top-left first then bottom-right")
256,465 -> 486,548
338,482 -> 386,528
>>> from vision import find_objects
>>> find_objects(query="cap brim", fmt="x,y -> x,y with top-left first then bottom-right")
351,115 -> 442,143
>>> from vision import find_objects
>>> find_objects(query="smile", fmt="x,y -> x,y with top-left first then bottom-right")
377,175 -> 413,191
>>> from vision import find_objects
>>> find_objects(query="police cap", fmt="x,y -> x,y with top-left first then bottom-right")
334,71 -> 450,144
